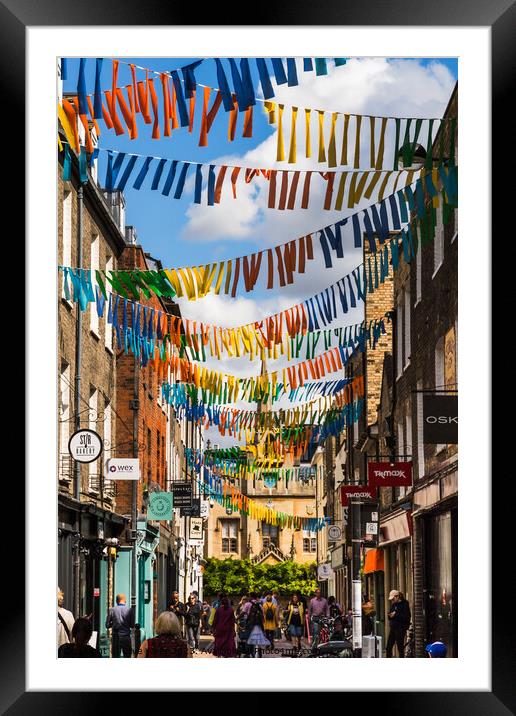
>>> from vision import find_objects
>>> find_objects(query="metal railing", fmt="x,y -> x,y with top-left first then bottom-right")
59,454 -> 73,482
88,473 -> 116,502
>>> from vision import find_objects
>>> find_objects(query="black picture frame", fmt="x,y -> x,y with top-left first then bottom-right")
10,0 -> 509,710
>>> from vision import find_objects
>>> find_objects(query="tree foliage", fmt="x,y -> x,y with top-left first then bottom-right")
203,557 -> 317,599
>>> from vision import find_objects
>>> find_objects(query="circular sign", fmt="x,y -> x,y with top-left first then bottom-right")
150,493 -> 173,518
328,525 -> 342,541
68,429 -> 103,464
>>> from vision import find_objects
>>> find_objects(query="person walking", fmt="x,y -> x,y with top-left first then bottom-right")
201,600 -> 211,635
138,612 -> 191,658
308,588 -> 329,642
185,593 -> 202,652
167,591 -> 186,635
286,594 -> 304,652
386,590 -> 411,658
106,593 -> 134,658
208,592 -> 222,634
235,595 -> 250,657
57,587 -> 75,650
262,593 -> 278,649
58,618 -> 101,658
245,593 -> 270,657
212,595 -> 237,657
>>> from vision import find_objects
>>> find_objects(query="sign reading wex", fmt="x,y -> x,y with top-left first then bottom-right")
368,462 -> 412,488
423,394 -> 458,444
105,458 -> 140,480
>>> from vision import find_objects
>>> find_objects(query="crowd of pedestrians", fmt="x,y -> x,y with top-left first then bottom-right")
57,584 -> 446,658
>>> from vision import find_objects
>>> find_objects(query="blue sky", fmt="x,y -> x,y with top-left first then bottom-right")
62,56 -> 457,276
62,56 -> 457,446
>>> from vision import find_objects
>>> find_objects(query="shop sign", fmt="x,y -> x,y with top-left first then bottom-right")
263,472 -> 277,488
331,545 -> 345,570
172,481 -> 193,506
361,502 -> 380,546
105,457 -> 140,480
147,492 -> 174,520
200,500 -> 210,519
317,563 -> 334,580
69,429 -> 103,464
423,394 -> 458,444
180,497 -> 200,517
189,517 -> 203,541
328,525 -> 342,541
341,485 -> 377,506
368,462 -> 413,488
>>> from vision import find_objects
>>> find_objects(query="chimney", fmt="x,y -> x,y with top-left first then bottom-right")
125,225 -> 138,245
102,190 -> 126,234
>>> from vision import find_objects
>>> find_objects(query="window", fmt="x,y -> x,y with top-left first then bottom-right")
433,205 -> 444,275
415,242 -> 422,303
262,522 -> 279,548
221,520 -> 238,553
88,387 -> 98,492
416,379 -> 425,479
434,338 -> 446,452
90,235 -> 99,335
104,256 -> 113,351
303,530 -> 317,552
404,285 -> 411,368
62,190 -> 72,300
396,294 -> 403,378
59,363 -> 71,477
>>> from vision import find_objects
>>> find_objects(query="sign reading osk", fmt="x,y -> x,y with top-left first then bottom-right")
68,429 -> 103,464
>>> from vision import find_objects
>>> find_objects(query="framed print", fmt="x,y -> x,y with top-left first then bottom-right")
7,0 -> 510,710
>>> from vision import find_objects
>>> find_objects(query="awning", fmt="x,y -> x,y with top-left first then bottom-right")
363,548 -> 384,574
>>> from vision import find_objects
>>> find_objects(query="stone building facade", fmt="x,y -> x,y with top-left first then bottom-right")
57,146 -> 128,655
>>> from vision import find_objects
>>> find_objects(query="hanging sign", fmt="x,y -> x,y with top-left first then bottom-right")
361,502 -> 380,547
423,394 -> 458,444
340,485 -> 377,506
147,492 -> 174,520
189,517 -> 203,541
328,525 -> 342,541
317,563 -> 334,580
263,473 -> 278,489
368,462 -> 412,488
180,497 -> 200,517
68,429 -> 103,464
200,500 -> 210,519
172,481 -> 193,506
105,457 -> 140,480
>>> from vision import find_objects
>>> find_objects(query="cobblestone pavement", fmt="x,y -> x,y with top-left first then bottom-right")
194,634 -> 311,658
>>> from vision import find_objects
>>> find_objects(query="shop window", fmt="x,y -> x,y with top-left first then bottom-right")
221,520 -> 238,553
262,522 -> 279,548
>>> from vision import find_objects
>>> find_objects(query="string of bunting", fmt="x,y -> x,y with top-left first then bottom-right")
161,377 -> 353,407
180,396 -> 365,443
61,141 -> 435,215
59,163 -> 456,307
161,354 -> 365,405
198,474 -> 329,531
60,57 -> 347,152
60,57 -> 455,173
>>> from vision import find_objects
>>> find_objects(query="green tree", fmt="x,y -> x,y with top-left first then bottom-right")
203,558 -> 317,599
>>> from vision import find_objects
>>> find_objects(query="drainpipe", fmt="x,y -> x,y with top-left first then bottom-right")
73,184 -> 84,619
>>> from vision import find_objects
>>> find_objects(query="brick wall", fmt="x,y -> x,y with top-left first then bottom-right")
114,245 -> 170,521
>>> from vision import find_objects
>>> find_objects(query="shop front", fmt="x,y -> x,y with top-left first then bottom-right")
363,548 -> 385,642
412,468 -> 458,657
378,509 -> 413,651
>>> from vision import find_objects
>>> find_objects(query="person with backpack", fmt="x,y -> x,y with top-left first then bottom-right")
245,593 -> 270,657
386,590 -> 411,657
262,593 -> 278,649
184,593 -> 203,653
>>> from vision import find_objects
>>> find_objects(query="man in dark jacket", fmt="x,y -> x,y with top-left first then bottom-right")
386,590 -> 411,657
106,594 -> 134,658
167,591 -> 186,635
